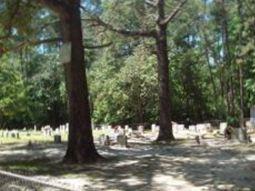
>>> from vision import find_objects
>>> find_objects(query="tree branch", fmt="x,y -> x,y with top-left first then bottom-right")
0,36 -> 112,57
30,37 -> 62,45
160,0 -> 187,26
84,42 -> 112,49
89,17 -> 155,38
0,35 -> 11,41
145,0 -> 159,7
0,37 -> 61,57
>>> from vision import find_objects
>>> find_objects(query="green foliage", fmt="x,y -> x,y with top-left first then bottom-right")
0,55 -> 29,128
0,49 -> 67,129
227,116 -> 239,127
89,44 -> 158,124
1,0 -> 255,128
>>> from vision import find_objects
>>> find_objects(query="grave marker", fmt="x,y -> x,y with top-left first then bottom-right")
219,122 -> 228,135
250,105 -> 255,126
107,125 -> 112,131
11,131 -> 16,138
138,125 -> 144,134
127,128 -> 133,137
196,124 -> 207,134
98,134 -> 110,146
124,125 -> 129,131
55,128 -> 60,135
151,124 -> 156,134
117,135 -> 128,147
54,135 -> 61,144
172,123 -> 178,133
5,130 -> 9,138
189,125 -> 197,132
177,124 -> 185,131
16,132 -> 20,139
34,125 -> 37,132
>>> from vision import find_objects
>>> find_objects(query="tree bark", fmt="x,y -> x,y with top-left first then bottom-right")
155,0 -> 174,141
219,0 -> 235,116
239,64 -> 244,127
36,0 -> 102,163
237,0 -> 245,131
61,3 -> 102,163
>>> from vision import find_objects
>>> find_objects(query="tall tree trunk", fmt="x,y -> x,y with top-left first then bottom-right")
203,34 -> 217,99
237,0 -> 245,129
155,0 -> 174,141
202,0 -> 217,100
59,2 -> 101,163
239,64 -> 244,127
220,0 -> 234,117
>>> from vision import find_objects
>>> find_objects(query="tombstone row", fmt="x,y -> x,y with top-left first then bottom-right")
97,125 -> 130,147
0,130 -> 20,139
41,123 -> 69,136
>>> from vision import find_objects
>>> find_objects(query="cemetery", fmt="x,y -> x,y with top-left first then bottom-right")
1,0 -> 255,190
0,121 -> 255,190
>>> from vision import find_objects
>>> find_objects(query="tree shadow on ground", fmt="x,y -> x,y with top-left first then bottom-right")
85,142 -> 255,191
0,139 -> 255,190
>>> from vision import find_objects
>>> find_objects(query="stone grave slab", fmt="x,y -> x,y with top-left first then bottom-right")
219,122 -> 228,135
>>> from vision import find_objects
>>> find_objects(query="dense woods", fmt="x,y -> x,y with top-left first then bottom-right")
1,0 -> 255,134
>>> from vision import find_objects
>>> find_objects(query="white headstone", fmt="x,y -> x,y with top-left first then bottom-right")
59,125 -> 63,133
65,124 -> 69,133
189,125 -> 197,132
196,124 -> 207,134
127,128 -> 133,136
5,130 -> 9,137
118,126 -> 125,135
205,123 -> 212,131
250,106 -> 255,126
172,123 -> 179,133
219,122 -> 228,134
246,121 -> 254,132
138,125 -> 144,134
55,128 -> 60,135
155,125 -> 160,132
107,125 -> 112,131
206,123 -> 211,128
177,124 -> 185,131
101,125 -> 106,131
151,124 -> 156,133
49,128 -> 52,136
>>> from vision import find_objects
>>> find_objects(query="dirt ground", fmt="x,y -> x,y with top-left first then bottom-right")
0,133 -> 255,191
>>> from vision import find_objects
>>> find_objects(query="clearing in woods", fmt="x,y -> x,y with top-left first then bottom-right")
0,131 -> 254,191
